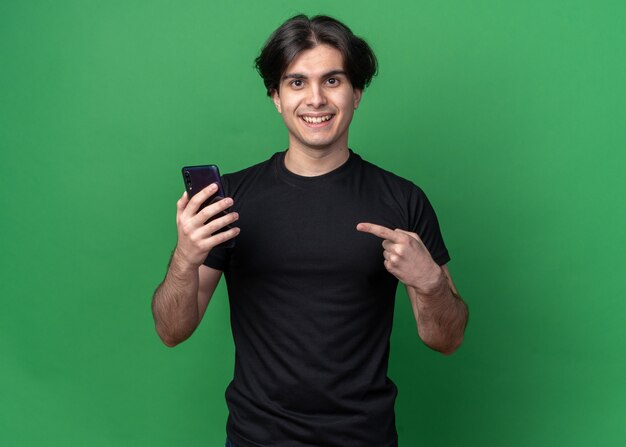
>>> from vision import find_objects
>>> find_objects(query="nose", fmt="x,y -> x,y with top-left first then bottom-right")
306,84 -> 326,108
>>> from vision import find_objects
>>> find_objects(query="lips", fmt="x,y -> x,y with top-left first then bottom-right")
299,114 -> 335,127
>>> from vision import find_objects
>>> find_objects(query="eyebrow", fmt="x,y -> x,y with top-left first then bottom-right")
282,69 -> 347,81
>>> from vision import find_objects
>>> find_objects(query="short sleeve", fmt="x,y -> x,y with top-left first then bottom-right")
408,185 -> 451,266
203,245 -> 229,271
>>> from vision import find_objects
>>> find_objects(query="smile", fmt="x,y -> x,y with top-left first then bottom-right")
300,114 -> 334,125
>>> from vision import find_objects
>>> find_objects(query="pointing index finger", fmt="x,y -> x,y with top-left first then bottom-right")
356,222 -> 402,242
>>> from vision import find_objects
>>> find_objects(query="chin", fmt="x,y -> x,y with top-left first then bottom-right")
301,141 -> 338,151
298,134 -> 347,151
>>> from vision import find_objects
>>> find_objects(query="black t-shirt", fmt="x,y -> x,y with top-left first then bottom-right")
204,150 -> 450,447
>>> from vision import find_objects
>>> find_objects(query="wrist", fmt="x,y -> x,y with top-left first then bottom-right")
409,264 -> 446,297
172,246 -> 201,273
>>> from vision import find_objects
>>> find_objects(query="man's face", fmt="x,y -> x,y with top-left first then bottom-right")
272,44 -> 362,154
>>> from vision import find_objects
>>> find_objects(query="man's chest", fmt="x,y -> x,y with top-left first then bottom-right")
228,182 -> 407,279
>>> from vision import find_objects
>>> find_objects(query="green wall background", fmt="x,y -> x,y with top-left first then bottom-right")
1,1 -> 624,445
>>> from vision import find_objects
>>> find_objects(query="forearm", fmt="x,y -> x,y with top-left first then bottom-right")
408,270 -> 468,355
152,248 -> 201,346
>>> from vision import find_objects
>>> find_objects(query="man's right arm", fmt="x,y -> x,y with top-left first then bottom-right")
151,184 -> 239,347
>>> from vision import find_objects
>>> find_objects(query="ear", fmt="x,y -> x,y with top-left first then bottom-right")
271,89 -> 282,113
353,88 -> 363,109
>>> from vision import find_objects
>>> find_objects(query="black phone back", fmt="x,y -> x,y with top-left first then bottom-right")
181,165 -> 234,248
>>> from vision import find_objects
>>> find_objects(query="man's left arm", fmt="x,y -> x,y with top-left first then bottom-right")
356,223 -> 469,355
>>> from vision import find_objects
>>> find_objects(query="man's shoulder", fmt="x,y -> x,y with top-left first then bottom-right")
357,152 -> 422,193
221,152 -> 281,193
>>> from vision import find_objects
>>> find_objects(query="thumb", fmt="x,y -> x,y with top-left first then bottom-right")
176,191 -> 189,216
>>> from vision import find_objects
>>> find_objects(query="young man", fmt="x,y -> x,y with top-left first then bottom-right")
152,15 -> 468,447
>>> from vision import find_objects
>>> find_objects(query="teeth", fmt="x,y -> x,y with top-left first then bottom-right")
302,115 -> 332,124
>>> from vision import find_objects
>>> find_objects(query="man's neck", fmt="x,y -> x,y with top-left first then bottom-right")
284,145 -> 350,177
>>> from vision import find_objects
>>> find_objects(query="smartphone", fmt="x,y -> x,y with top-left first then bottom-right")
181,165 -> 235,248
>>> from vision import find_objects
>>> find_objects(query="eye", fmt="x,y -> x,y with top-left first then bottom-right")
326,77 -> 339,86
290,79 -> 304,88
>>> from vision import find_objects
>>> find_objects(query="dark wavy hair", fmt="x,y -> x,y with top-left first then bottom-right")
255,14 -> 378,96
